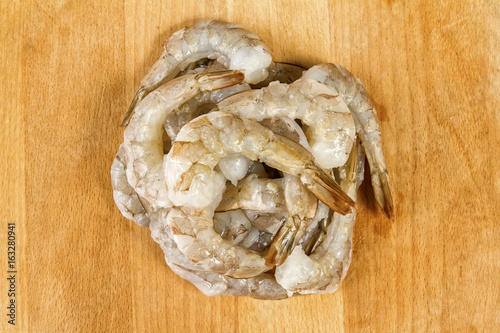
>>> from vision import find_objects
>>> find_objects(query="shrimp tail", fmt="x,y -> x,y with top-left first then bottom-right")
265,217 -> 298,267
198,70 -> 245,90
373,171 -> 394,220
300,166 -> 355,215
121,88 -> 146,127
265,215 -> 312,267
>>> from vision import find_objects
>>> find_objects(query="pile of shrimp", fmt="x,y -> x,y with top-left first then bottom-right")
111,20 -> 393,299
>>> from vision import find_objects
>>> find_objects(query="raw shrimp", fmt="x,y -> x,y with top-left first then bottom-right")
275,142 -> 364,295
164,64 -> 308,142
164,111 -> 354,278
215,174 -> 288,250
164,61 -> 306,141
214,113 -> 315,259
111,144 -> 151,227
123,70 -> 244,208
302,63 -> 394,219
215,77 -> 356,169
122,20 -> 273,126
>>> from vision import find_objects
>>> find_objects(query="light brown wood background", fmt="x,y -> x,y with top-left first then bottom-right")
1,0 -> 499,331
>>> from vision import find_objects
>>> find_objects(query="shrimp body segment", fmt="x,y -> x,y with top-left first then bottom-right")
123,71 -> 244,209
149,209 -> 288,299
164,82 -> 250,141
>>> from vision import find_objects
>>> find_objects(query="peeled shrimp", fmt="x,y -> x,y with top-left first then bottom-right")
122,20 -> 273,126
302,63 -> 394,219
164,62 -> 306,141
215,77 -> 356,169
275,142 -> 365,295
164,111 -> 354,278
123,70 -> 244,208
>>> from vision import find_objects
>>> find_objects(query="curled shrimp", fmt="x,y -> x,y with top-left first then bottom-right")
212,77 -> 358,266
122,20 -> 273,126
123,70 -> 244,208
215,77 -> 357,170
275,141 -> 365,295
217,172 -> 320,267
302,64 -> 394,219
164,111 -> 354,278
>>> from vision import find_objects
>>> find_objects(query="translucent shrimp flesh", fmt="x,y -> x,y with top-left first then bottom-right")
251,62 -> 305,88
149,209 -> 288,299
216,174 -> 285,213
164,83 -> 250,141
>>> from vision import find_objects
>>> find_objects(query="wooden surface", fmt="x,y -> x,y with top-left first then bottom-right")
1,0 -> 499,331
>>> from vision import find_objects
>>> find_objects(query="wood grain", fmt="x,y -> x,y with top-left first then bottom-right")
1,0 -> 499,331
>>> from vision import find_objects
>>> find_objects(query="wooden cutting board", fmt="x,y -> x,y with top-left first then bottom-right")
1,0 -> 498,331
